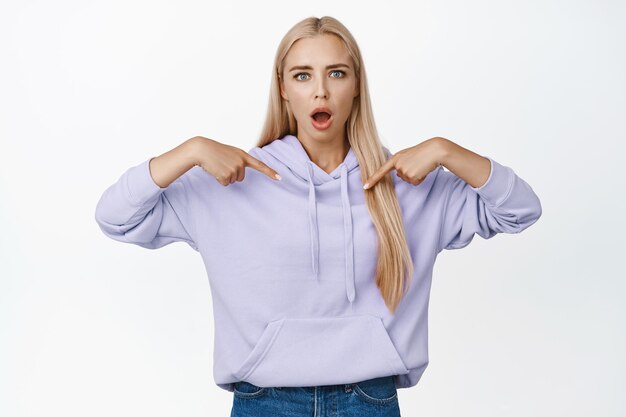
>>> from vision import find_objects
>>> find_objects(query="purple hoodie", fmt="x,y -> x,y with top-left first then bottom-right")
95,134 -> 542,392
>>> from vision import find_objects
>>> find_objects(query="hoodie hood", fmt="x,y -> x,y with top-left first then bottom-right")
262,134 -> 360,305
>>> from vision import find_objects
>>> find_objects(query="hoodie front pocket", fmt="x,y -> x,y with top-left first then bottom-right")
232,314 -> 409,388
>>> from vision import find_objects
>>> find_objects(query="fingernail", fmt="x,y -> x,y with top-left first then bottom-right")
363,183 -> 369,190
275,174 -> 282,180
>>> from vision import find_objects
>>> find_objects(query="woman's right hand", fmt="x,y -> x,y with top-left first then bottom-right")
190,136 -> 281,186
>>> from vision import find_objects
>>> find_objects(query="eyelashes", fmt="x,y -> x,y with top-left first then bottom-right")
293,70 -> 346,81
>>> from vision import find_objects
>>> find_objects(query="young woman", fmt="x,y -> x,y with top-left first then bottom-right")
95,15 -> 542,417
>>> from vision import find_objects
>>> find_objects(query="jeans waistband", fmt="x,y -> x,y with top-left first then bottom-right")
271,375 -> 395,393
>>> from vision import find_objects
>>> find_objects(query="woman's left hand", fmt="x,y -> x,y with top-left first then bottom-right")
363,137 -> 449,190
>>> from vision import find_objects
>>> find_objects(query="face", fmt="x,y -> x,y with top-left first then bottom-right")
280,34 -> 359,145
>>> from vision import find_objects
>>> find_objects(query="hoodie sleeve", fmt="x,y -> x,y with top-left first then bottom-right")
436,156 -> 542,253
94,157 -> 199,251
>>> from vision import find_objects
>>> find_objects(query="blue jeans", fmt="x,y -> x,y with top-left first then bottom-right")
230,375 -> 401,416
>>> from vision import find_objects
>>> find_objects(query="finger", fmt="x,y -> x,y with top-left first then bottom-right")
398,172 -> 416,186
363,157 -> 396,190
236,166 -> 245,182
244,154 -> 282,181
215,175 -> 228,186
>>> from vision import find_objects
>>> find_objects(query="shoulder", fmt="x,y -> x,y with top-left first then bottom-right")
248,145 -> 277,166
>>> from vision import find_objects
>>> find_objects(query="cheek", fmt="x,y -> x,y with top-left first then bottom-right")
339,82 -> 357,97
336,82 -> 356,99
284,84 -> 307,102
290,99 -> 309,118
283,90 -> 305,113
337,89 -> 357,115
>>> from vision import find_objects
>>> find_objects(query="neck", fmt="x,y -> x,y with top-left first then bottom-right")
297,133 -> 350,174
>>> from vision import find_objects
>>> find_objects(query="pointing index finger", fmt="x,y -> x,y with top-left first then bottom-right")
363,157 -> 396,190
244,153 -> 282,180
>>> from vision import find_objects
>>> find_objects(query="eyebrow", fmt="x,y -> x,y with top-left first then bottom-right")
288,63 -> 351,72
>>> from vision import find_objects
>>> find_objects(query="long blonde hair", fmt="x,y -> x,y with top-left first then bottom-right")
255,16 -> 414,314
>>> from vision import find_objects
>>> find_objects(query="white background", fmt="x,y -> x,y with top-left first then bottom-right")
1,1 -> 624,416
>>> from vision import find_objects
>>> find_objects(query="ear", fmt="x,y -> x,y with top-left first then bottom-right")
279,77 -> 289,101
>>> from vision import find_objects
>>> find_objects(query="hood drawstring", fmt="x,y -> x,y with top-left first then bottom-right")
340,163 -> 356,303
305,159 -> 355,304
305,161 -> 320,280
262,134 -> 359,305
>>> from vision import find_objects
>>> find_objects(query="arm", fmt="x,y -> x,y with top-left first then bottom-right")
437,138 -> 492,189
435,138 -> 542,252
94,138 -> 201,251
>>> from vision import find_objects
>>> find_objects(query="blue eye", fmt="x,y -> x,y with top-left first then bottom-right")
295,73 -> 309,81
293,70 -> 346,81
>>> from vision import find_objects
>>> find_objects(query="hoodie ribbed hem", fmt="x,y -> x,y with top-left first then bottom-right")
469,156 -> 515,208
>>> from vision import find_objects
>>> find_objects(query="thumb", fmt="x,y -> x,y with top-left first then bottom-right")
244,153 -> 282,181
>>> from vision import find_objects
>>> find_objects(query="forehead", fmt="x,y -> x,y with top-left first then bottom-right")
285,34 -> 351,66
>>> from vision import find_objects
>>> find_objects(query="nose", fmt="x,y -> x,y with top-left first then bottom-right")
314,78 -> 329,99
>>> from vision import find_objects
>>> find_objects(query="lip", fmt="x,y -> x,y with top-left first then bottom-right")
309,106 -> 334,117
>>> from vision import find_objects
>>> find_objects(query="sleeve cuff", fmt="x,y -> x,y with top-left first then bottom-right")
469,156 -> 515,208
124,157 -> 166,206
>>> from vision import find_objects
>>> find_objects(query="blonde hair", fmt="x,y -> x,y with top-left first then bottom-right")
255,16 -> 413,314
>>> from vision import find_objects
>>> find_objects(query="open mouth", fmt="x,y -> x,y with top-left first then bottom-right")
310,111 -> 333,130
311,112 -> 332,123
